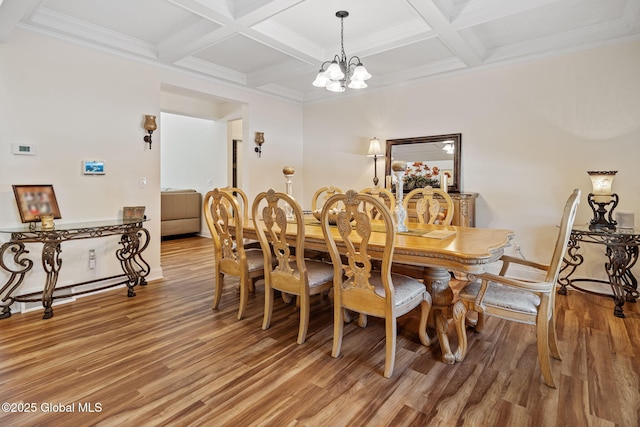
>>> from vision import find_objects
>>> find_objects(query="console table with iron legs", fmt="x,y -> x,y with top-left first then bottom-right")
558,224 -> 639,318
0,219 -> 150,319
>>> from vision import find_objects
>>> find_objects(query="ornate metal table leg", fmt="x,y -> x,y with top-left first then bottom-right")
423,266 -> 466,364
0,242 -> 34,319
117,227 -> 150,296
558,232 -> 582,295
622,245 -> 638,303
132,227 -> 150,286
41,241 -> 62,319
605,243 -> 639,318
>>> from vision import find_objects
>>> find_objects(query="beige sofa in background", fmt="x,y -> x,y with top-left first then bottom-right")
161,189 -> 202,237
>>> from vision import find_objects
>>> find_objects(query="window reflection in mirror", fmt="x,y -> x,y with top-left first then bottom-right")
385,134 -> 461,193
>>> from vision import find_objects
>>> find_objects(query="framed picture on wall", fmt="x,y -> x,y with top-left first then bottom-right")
12,184 -> 62,223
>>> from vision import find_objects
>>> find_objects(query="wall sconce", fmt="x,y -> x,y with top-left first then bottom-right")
367,137 -> 384,186
143,115 -> 157,149
254,132 -> 265,157
587,170 -> 618,229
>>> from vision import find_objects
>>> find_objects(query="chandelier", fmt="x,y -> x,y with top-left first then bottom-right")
312,11 -> 371,92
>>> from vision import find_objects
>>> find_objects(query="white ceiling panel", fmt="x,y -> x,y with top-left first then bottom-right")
0,0 -> 637,103
43,0 -> 206,44
193,33 -> 300,74
467,0 -> 629,49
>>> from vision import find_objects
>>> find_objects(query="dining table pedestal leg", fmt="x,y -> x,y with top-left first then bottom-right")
423,266 -> 468,364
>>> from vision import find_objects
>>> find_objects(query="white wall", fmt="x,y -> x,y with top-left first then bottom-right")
160,112 -> 227,235
0,29 -> 303,309
302,40 -> 640,282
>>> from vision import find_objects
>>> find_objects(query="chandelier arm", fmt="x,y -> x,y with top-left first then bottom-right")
348,56 -> 362,66
318,60 -> 333,72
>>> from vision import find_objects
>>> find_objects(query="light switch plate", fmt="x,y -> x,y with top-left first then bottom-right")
12,143 -> 36,155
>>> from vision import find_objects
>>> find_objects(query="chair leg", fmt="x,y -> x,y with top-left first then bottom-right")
549,301 -> 562,361
537,299 -> 556,388
262,284 -> 273,331
297,293 -> 309,345
384,315 -> 397,378
331,302 -> 344,358
212,271 -> 224,310
357,313 -> 368,328
237,272 -> 248,320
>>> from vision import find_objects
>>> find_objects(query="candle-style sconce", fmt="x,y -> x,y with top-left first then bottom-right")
254,132 -> 265,157
587,170 -> 618,229
143,115 -> 157,149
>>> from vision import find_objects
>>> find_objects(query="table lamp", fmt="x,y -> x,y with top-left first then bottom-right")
587,170 -> 618,229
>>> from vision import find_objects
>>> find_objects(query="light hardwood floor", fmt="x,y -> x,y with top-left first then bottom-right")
0,236 -> 638,426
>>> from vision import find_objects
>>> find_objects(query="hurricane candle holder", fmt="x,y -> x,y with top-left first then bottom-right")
283,166 -> 295,221
392,161 -> 408,232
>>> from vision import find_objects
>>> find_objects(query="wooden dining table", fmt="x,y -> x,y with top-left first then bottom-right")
238,216 -> 515,364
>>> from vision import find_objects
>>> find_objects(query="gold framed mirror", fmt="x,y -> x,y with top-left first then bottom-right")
385,133 -> 461,193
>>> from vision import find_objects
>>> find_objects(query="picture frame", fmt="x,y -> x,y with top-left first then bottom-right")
83,160 -> 105,175
12,185 -> 62,223
123,206 -> 146,222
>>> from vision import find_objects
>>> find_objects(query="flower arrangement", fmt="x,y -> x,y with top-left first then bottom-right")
403,161 -> 440,190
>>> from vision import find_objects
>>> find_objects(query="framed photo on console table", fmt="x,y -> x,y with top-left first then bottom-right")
123,206 -> 146,222
12,184 -> 62,223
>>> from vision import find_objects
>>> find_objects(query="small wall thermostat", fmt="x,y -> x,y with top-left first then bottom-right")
12,143 -> 36,155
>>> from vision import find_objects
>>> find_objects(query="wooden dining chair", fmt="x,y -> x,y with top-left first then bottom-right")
311,186 -> 343,213
458,189 -> 580,388
320,190 -> 432,378
203,188 -> 266,320
360,187 -> 396,220
219,186 -> 260,250
252,189 -> 334,344
403,186 -> 454,225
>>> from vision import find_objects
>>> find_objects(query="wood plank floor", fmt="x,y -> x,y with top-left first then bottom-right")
0,236 -> 638,426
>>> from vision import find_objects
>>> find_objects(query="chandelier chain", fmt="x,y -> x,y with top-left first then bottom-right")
340,16 -> 346,62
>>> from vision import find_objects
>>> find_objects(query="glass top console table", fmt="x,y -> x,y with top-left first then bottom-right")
0,219 -> 150,319
558,224 -> 639,318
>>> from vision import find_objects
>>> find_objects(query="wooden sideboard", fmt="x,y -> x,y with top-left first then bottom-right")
450,192 -> 479,227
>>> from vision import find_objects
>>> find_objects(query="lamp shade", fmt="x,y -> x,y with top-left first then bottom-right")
312,71 -> 329,87
588,170 -> 617,202
367,138 -> 384,157
326,80 -> 345,92
325,61 -> 345,80
348,79 -> 368,89
351,63 -> 371,81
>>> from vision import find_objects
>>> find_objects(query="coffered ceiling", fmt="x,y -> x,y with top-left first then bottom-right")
1,0 -> 638,103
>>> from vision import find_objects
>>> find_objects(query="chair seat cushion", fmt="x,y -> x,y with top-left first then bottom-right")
304,260 -> 334,288
459,280 -> 540,315
370,273 -> 426,306
245,248 -> 266,272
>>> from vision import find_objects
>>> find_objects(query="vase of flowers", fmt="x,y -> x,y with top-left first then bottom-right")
403,162 -> 440,191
